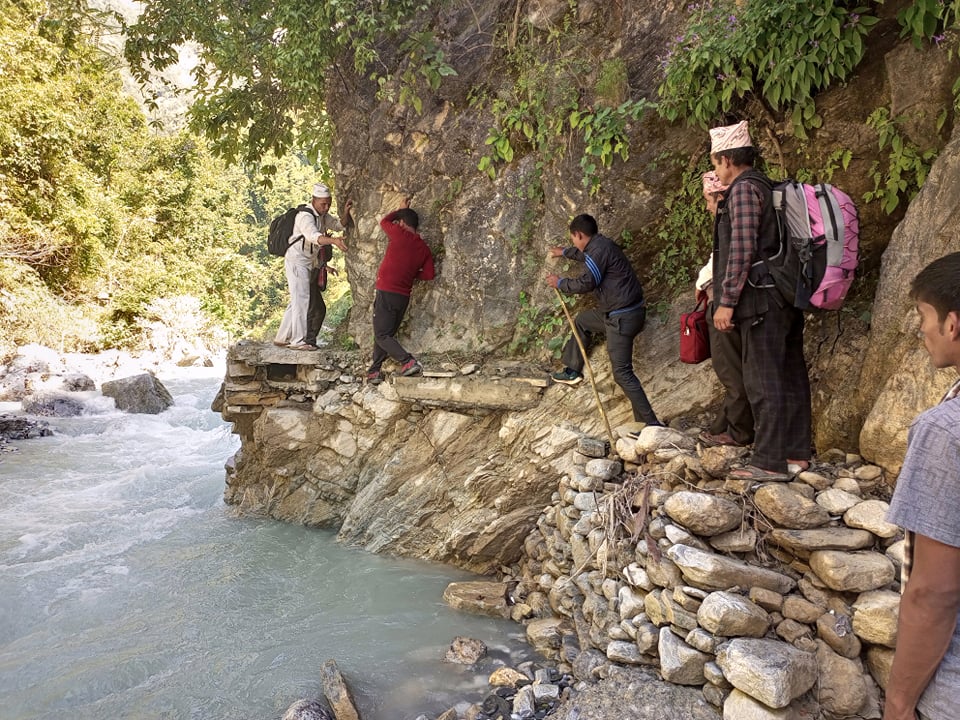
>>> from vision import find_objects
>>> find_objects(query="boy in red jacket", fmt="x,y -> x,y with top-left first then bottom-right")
366,198 -> 435,384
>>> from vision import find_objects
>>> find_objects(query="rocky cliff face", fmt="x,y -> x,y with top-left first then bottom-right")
857,123 -> 960,473
322,0 -> 959,466
217,336 -> 719,573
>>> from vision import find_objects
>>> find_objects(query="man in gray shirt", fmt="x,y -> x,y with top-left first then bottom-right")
886,252 -> 960,720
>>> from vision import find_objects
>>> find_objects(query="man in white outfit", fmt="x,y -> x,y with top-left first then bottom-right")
274,183 -> 351,350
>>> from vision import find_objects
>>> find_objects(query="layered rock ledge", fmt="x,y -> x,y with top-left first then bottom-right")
214,341 -> 656,573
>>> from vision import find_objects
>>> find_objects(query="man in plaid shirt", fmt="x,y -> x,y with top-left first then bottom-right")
707,121 -> 811,481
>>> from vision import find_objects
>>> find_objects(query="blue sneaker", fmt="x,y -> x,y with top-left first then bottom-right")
551,368 -> 583,385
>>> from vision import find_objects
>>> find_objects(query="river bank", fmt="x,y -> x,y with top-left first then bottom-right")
0,353 -> 542,720
212,341 -> 910,719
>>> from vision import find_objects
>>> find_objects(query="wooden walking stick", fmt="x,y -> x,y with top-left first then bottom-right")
553,286 -> 616,448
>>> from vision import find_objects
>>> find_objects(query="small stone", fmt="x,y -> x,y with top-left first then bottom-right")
673,586 -> 704,612
573,492 -> 599,512
815,488 -> 862,514
622,563 -> 653,591
444,636 -> 487,664
710,527 -> 758,553
886,539 -> 906,569
531,684 -> 560,702
459,363 -> 479,375
512,685 -> 535,716
663,491 -> 744,536
866,645 -> 895,689
635,621 -> 659,654
768,527 -> 875,553
606,640 -> 645,665
797,470 -> 831,491
686,627 -> 720,654
852,590 -> 900,647
723,688 -> 801,719
700,444 -> 750,478
646,555 -> 684,589
645,589 -> 668,626
665,523 -> 711,551
489,667 -> 530,688
832,476 -> 861,495
815,640 -> 868,715
782,596 -> 823,624
716,638 -> 818,709
666,544 -> 796,594
809,551 -> 896,593
615,437 -> 639,463
748,587 -> 784,613
635,425 -> 696,454
702,683 -> 727,708
844,499 -> 899,538
585,457 -> 621,480
816,612 -> 862,659
618,586 -> 645,620
775,618 -> 811,643
320,660 -> 361,720
697,591 -> 770,637
703,661 -> 731,688
443,581 -> 510,617
659,627 -> 710,685
855,464 -> 883,482
755,484 -> 831,529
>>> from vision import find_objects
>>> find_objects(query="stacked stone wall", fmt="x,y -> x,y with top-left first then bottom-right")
510,426 -> 900,719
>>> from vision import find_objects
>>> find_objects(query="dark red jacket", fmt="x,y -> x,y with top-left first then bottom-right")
375,211 -> 435,296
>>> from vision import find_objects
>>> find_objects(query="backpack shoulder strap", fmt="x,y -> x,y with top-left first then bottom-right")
814,184 -> 845,266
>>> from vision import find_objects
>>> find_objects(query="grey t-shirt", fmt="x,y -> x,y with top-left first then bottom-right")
888,390 -> 960,719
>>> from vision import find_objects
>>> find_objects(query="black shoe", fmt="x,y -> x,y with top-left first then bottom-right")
551,368 -> 583,385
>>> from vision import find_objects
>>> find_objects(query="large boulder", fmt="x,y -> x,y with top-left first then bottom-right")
100,373 -> 174,414
715,638 -> 818,709
857,123 -> 960,473
21,392 -> 86,417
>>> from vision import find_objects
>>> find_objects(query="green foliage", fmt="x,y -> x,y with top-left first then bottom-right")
648,165 -> 715,295
477,28 -> 653,194
896,1 -> 960,111
793,147 -> 852,184
0,0 -> 337,356
123,0 -> 440,164
570,100 -> 655,194
379,31 -> 458,115
658,1 -> 879,138
898,0 -> 960,48
509,291 -> 565,357
595,58 -> 630,106
862,108 -> 938,214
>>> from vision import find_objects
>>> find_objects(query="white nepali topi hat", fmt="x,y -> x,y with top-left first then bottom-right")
702,171 -> 729,195
709,120 -> 752,154
312,183 -> 332,198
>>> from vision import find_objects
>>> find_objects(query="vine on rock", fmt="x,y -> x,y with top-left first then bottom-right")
657,0 -> 879,139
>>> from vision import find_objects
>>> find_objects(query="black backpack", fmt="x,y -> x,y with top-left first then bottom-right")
267,204 -> 310,257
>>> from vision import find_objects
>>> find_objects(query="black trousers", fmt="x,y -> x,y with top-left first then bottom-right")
707,303 -> 755,444
560,307 -> 659,425
738,303 -> 811,472
304,267 -> 326,345
369,289 -> 413,372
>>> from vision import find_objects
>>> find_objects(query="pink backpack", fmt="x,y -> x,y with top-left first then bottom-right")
762,181 -> 860,311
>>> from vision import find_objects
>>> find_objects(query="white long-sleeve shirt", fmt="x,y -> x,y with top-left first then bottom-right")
287,207 -> 344,267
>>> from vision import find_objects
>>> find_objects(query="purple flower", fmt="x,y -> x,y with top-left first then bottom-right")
934,33 -> 946,46
728,14 -> 737,26
716,73 -> 728,81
